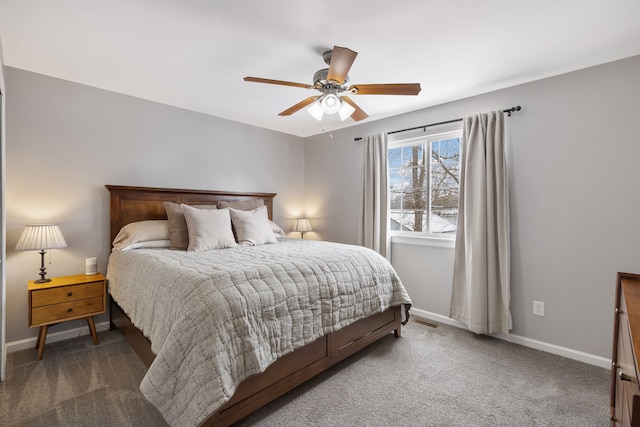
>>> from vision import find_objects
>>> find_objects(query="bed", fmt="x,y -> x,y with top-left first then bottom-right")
105,185 -> 411,427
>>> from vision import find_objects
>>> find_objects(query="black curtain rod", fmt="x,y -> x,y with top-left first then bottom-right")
354,105 -> 521,141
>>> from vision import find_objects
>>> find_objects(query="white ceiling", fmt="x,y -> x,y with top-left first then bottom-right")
1,0 -> 639,137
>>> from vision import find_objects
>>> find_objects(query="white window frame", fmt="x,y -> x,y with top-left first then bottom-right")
388,122 -> 463,241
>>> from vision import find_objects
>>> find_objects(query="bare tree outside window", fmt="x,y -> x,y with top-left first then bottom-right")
389,132 -> 461,235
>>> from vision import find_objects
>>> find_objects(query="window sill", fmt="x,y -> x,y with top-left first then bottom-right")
390,234 -> 455,249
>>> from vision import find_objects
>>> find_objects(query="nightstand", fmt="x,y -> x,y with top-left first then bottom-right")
28,273 -> 107,360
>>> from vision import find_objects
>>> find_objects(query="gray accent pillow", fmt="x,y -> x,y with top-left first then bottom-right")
182,205 -> 238,251
229,206 -> 278,246
217,199 -> 265,211
164,202 -> 217,250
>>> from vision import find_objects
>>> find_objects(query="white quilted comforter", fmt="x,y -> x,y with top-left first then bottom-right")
107,237 -> 411,426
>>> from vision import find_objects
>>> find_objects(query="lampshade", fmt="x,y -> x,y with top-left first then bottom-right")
307,101 -> 324,121
338,101 -> 356,121
16,224 -> 68,283
320,94 -> 341,114
16,224 -> 68,251
307,96 -> 355,122
294,218 -> 312,233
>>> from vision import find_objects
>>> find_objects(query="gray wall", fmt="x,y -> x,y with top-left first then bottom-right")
6,56 -> 640,361
5,67 -> 305,343
305,55 -> 640,359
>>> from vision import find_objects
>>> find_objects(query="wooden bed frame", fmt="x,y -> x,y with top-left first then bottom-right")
106,185 -> 403,427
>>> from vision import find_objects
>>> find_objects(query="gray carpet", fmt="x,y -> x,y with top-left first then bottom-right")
1,320 -> 610,426
1,330 -> 166,426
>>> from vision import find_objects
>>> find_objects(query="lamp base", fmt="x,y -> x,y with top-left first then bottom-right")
36,250 -> 50,284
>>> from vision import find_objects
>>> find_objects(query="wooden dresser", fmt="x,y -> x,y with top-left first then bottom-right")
611,272 -> 640,426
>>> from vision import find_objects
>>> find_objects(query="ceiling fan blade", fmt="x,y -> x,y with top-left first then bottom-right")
340,96 -> 369,121
327,46 -> 358,84
348,83 -> 422,95
244,76 -> 313,89
278,97 -> 319,116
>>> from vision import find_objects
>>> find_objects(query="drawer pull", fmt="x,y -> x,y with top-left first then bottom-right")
67,308 -> 73,313
619,371 -> 633,382
67,292 -> 73,297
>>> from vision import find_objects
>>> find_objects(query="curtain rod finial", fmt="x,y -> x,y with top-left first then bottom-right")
504,105 -> 521,116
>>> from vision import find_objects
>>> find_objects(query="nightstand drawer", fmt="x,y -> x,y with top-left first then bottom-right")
31,281 -> 103,308
31,296 -> 105,325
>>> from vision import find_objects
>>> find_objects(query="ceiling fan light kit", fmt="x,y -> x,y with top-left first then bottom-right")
321,93 -> 341,114
337,101 -> 356,121
244,46 -> 421,123
307,101 -> 324,121
305,93 -> 356,122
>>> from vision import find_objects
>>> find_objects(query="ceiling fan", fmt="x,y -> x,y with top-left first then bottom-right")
244,46 -> 421,122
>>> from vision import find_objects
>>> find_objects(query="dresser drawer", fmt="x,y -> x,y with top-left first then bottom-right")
619,325 -> 640,421
31,296 -> 105,325
618,306 -> 635,381
613,273 -> 640,427
31,281 -> 104,308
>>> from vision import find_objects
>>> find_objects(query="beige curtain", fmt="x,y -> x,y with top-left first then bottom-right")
357,133 -> 389,258
450,111 -> 511,334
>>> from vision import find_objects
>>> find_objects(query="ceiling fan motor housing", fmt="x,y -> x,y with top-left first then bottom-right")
313,68 -> 348,89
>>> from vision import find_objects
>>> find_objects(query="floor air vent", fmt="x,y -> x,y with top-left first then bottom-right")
412,317 -> 439,328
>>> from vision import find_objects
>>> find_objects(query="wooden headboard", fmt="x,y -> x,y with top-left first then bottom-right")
106,185 -> 276,243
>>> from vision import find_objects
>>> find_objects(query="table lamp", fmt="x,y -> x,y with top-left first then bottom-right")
294,218 -> 312,239
15,224 -> 68,283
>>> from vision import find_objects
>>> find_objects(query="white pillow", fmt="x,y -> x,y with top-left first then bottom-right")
269,220 -> 285,236
118,240 -> 171,251
229,206 -> 278,246
112,220 -> 170,251
182,205 -> 238,251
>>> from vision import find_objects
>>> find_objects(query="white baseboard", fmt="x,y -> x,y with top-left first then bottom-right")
6,320 -> 111,354
7,311 -> 611,370
410,308 -> 611,370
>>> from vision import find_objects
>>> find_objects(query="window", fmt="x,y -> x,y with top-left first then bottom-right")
388,127 -> 462,236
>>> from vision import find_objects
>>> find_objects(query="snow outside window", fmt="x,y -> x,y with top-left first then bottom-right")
388,127 -> 462,237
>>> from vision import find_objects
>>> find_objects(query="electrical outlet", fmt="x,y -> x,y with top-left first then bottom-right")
533,300 -> 545,316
